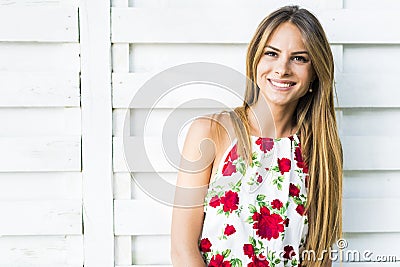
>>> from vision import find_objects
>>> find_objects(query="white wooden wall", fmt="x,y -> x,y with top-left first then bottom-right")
0,0 -> 114,266
0,0 -> 83,266
1,0 -> 399,266
112,0 -> 400,266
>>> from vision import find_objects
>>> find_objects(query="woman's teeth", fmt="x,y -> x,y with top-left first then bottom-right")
270,80 -> 295,88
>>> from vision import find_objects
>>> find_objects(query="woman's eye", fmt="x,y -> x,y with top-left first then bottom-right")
293,56 -> 309,63
264,51 -> 277,57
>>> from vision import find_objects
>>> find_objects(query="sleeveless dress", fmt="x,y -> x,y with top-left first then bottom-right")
199,133 -> 309,267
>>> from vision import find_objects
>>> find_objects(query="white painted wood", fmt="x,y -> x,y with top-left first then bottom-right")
0,43 -> 80,72
0,136 -> 80,172
115,236 -> 132,265
0,172 -> 81,200
343,45 -> 400,74
129,43 -> 246,73
0,200 -> 81,235
113,108 -> 130,136
80,0 -> 114,266
0,6 -> 78,42
130,172 -> 177,200
0,107 -> 80,136
343,171 -> 400,199
113,72 -> 399,108
114,136 -> 400,172
114,173 -> 132,199
342,136 -> 400,170
112,8 -> 400,44
132,235 -> 171,264
112,43 -> 130,72
344,0 -> 400,9
0,72 -> 80,107
0,235 -> 83,266
0,0 -> 78,7
114,199 -> 173,235
338,109 -> 400,136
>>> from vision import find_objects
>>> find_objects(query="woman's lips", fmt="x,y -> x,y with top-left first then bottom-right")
268,79 -> 296,90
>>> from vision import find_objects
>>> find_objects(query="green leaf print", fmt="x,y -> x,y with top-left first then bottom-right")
230,258 -> 243,267
256,194 -> 266,201
249,204 -> 257,213
249,236 -> 256,247
222,249 -> 231,258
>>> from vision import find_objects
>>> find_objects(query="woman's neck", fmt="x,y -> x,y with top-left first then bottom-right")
247,98 -> 297,138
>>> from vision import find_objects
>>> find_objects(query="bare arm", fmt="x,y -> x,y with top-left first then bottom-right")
171,118 -> 216,267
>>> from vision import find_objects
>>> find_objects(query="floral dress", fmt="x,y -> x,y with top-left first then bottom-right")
199,133 -> 309,267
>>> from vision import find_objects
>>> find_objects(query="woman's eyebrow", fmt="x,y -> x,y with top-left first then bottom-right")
265,45 -> 309,55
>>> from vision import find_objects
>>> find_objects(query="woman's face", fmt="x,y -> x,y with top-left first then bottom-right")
256,21 -> 315,110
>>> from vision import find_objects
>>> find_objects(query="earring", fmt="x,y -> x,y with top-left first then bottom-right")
309,88 -> 313,93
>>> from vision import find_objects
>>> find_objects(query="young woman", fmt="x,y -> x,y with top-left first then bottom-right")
171,5 -> 342,267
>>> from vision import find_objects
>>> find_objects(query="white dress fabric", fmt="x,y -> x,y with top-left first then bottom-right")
199,133 -> 309,267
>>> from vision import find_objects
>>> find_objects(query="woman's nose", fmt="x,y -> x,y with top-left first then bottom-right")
274,57 -> 291,76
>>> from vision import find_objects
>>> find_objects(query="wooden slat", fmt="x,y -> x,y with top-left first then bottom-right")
131,235 -> 171,265
343,170 -> 400,199
0,6 -> 78,42
114,136 -> 400,172
335,74 -> 400,107
0,172 -> 81,200
0,72 -> 80,107
114,200 -> 173,235
0,136 -> 81,172
0,107 -> 80,136
0,235 -> 83,266
342,136 -> 400,170
0,0 -> 77,6
114,199 -> 400,235
112,8 -> 400,44
338,109 -> 400,136
0,200 -> 81,235
0,43 -> 80,72
113,73 -> 400,108
80,0 -> 114,266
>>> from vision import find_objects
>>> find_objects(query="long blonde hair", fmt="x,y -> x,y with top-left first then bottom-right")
213,5 -> 343,266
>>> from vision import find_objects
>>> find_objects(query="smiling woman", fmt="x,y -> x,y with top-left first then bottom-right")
171,5 -> 342,267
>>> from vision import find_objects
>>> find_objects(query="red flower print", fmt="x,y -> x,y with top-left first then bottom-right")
257,175 -> 263,183
296,204 -> 305,215
295,146 -> 309,174
221,144 -> 239,176
284,218 -> 290,227
199,238 -> 212,252
220,190 -> 239,212
278,158 -> 291,174
252,206 -> 284,240
255,137 -> 274,152
224,224 -> 236,236
243,244 -> 255,258
208,254 -> 231,267
209,195 -> 221,208
283,245 -> 296,259
222,161 -> 236,176
271,199 -> 283,210
248,255 -> 270,267
227,144 -> 239,161
289,183 -> 300,197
